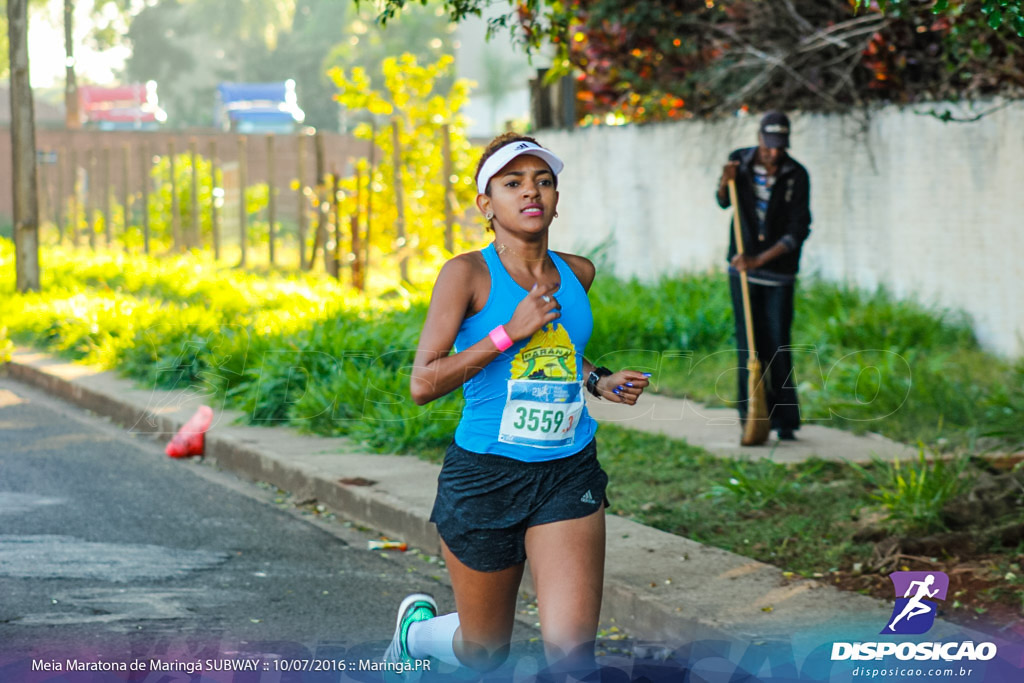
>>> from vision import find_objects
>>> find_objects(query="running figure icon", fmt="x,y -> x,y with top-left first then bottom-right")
882,571 -> 949,635
888,574 -> 939,631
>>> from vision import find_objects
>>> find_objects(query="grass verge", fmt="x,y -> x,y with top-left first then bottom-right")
2,241 -> 1019,454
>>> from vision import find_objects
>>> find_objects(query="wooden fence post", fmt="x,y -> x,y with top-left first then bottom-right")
169,140 -> 182,251
266,134 -> 276,266
140,142 -> 150,255
101,146 -> 111,247
86,148 -> 96,250
34,155 -> 45,237
56,147 -> 65,244
209,140 -> 220,261
121,145 -> 130,240
296,132 -> 307,270
70,147 -> 79,247
190,138 -> 200,250
238,135 -> 248,267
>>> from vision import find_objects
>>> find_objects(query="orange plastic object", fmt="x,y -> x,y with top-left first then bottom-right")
165,406 -> 214,458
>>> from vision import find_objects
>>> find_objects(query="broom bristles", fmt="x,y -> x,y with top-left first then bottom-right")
742,357 -> 772,446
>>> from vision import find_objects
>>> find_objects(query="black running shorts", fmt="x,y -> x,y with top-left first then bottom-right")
429,438 -> 608,572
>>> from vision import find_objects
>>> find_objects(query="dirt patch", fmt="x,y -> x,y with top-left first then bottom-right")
831,464 -> 1024,639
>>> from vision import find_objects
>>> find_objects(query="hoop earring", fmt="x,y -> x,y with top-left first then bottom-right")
485,211 -> 494,220
554,211 -> 559,218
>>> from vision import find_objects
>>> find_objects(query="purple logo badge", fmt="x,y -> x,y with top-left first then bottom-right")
882,571 -> 949,635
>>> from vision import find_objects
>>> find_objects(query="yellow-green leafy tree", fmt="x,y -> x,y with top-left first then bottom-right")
329,53 -> 481,289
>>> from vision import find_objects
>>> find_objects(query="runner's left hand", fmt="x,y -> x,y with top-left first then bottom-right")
597,370 -> 650,405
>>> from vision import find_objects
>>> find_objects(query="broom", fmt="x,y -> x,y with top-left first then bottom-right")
728,179 -> 771,446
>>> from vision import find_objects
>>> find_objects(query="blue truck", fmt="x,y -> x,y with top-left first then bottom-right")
215,80 -> 305,134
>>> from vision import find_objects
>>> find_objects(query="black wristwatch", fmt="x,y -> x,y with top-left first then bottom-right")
586,366 -> 613,399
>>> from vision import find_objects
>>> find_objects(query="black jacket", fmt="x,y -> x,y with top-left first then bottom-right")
716,147 -> 811,277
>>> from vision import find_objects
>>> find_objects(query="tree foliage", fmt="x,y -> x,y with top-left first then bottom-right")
328,54 -> 480,284
124,0 -> 350,128
859,0 -> 1024,34
123,0 -> 458,129
380,0 -> 1024,124
325,1 -> 457,130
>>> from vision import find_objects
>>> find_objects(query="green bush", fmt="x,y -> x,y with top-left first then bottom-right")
0,325 -> 12,363
982,361 -> 1024,451
849,447 -> 974,534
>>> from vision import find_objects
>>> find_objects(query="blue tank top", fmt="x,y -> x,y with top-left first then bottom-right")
453,244 -> 598,462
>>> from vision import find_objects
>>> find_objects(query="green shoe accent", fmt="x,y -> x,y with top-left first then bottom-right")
398,602 -> 436,659
384,592 -> 437,664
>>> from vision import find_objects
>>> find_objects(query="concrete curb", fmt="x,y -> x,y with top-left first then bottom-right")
5,348 -> 969,644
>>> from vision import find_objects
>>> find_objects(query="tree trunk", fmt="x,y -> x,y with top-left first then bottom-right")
350,164 -> 363,290
391,118 -> 409,284
330,169 -> 341,279
364,121 -> 375,282
63,0 -> 79,130
442,123 -> 455,254
8,0 -> 40,291
307,132 -> 326,271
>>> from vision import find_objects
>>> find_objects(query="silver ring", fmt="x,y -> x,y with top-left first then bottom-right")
541,295 -> 551,303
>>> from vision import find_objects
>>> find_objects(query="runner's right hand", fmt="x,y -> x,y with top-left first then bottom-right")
505,283 -> 560,342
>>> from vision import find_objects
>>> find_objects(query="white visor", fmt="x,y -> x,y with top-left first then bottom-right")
476,141 -> 564,195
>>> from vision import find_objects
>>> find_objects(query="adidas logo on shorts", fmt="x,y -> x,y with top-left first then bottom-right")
580,490 -> 597,505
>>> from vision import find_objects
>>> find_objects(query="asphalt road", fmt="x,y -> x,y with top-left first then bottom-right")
0,376 -> 544,675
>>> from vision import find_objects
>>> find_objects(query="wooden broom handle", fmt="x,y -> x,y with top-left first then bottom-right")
728,179 -> 758,358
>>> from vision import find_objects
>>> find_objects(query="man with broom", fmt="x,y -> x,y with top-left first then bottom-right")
716,111 -> 811,443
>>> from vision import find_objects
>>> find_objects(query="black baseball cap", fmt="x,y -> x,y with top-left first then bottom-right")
760,111 -> 790,149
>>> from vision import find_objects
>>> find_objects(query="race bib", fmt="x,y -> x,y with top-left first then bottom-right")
498,379 -> 584,448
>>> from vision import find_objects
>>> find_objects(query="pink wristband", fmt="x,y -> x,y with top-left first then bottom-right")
488,325 -> 514,352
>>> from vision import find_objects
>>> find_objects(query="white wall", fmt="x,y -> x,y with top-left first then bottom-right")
541,103 -> 1024,358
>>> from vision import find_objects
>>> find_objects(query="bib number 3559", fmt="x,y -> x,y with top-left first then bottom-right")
499,379 -> 583,448
512,406 -> 567,434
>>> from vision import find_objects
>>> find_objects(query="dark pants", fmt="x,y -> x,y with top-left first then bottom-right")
729,274 -> 801,431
